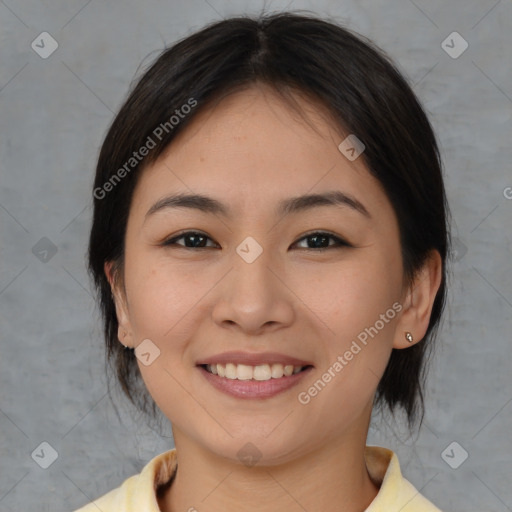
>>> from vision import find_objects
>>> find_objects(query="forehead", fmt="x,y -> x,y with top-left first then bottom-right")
166,84 -> 343,168
130,84 -> 391,222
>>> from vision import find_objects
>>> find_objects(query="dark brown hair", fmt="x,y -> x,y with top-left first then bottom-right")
87,11 -> 450,427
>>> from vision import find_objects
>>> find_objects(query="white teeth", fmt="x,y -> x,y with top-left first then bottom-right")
205,363 -> 305,380
225,363 -> 237,379
271,364 -> 284,378
253,364 -> 271,381
236,364 -> 254,380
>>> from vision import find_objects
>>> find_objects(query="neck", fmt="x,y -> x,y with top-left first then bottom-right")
158,426 -> 379,512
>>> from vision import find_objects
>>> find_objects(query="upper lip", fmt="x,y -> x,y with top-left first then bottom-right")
196,351 -> 313,367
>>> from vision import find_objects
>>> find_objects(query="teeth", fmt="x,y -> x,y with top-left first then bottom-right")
254,364 -> 271,381
237,364 -> 253,380
205,363 -> 304,380
225,363 -> 237,379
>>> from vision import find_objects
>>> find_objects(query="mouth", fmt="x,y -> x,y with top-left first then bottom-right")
199,362 -> 313,381
196,362 -> 314,400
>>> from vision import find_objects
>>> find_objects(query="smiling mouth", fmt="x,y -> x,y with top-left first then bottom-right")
200,363 -> 313,381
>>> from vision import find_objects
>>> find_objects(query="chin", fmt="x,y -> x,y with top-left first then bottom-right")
203,431 -> 306,468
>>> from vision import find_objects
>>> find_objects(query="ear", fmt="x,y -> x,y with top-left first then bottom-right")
104,261 -> 134,349
393,250 -> 443,349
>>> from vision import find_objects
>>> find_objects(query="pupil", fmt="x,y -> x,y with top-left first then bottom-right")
187,233 -> 206,247
310,234 -> 328,248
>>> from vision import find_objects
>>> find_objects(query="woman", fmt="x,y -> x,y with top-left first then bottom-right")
76,11 -> 449,512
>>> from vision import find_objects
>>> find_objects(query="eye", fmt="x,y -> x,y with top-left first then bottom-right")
161,231 -> 219,249
161,230 -> 351,251
292,231 -> 352,251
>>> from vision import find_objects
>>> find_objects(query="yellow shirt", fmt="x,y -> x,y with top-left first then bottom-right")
73,445 -> 443,511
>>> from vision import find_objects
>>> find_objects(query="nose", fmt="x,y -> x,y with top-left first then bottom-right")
211,242 -> 295,335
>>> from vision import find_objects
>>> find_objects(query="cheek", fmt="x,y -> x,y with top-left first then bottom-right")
124,254 -> 202,341
124,257 -> 205,414
291,253 -> 401,401
291,253 -> 401,339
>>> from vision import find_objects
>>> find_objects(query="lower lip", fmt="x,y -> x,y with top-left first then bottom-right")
197,365 -> 313,399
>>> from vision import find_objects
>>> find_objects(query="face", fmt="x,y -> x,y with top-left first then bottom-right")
108,84 -> 419,465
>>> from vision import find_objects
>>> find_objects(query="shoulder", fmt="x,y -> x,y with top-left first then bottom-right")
72,473 -> 139,511
365,445 -> 444,512
396,477 -> 444,512
72,448 -> 178,512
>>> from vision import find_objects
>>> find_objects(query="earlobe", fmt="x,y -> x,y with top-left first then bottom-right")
104,261 -> 134,349
393,250 -> 443,349
104,260 -> 120,297
118,326 -> 132,349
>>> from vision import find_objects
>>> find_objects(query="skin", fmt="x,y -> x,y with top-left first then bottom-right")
105,83 -> 442,512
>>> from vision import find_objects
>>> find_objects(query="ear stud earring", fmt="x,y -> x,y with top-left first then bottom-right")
120,331 -> 131,349
405,331 -> 414,343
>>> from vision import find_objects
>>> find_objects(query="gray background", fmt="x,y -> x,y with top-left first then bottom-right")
1,0 -> 511,511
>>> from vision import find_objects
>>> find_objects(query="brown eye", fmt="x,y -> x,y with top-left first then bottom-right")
162,231 -> 218,249
161,230 -> 351,251
293,231 -> 351,251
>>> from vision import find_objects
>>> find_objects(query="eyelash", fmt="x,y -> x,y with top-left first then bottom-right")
161,230 -> 352,252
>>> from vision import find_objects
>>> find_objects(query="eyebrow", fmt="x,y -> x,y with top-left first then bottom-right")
145,190 -> 371,221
